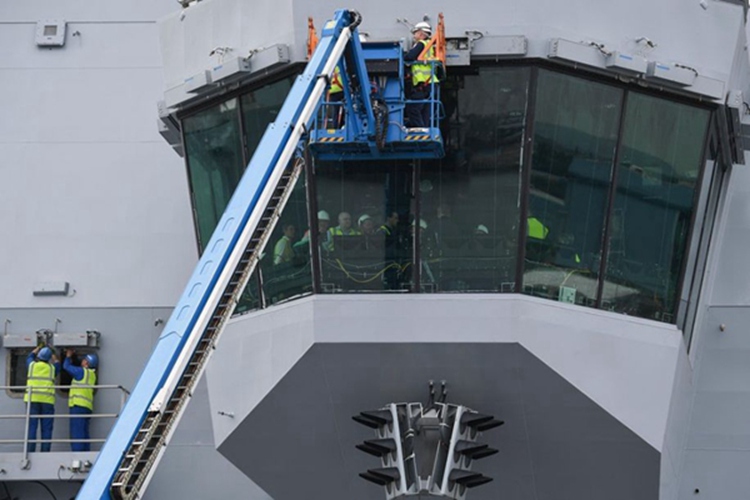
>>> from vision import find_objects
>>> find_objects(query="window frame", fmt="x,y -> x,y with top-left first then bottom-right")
177,59 -> 718,325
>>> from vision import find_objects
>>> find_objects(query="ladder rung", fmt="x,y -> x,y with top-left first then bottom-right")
108,174 -> 307,498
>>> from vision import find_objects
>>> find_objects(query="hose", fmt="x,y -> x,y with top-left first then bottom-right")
347,10 -> 362,30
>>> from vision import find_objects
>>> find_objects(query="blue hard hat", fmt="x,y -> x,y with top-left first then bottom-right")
38,347 -> 52,362
84,353 -> 98,369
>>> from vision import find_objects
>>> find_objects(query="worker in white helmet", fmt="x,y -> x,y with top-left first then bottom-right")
297,210 -> 331,251
403,21 -> 439,128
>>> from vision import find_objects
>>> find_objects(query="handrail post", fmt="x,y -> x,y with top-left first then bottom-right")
430,65 -> 435,130
21,386 -> 32,469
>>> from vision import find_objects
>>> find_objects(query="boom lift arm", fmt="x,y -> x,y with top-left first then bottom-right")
79,10 -> 369,499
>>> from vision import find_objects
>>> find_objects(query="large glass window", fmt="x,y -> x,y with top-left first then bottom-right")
316,162 -> 414,292
602,93 -> 709,321
179,65 -> 714,325
523,70 -> 623,306
241,78 -> 294,155
182,76 -> 309,315
241,78 -> 311,306
183,98 -> 245,250
258,167 -> 313,303
421,66 -> 530,292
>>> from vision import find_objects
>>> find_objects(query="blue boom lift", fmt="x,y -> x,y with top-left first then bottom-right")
79,9 -> 444,499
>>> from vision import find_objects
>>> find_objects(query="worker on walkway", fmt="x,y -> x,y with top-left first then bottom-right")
404,21 -> 440,128
25,345 -> 60,452
64,349 -> 98,452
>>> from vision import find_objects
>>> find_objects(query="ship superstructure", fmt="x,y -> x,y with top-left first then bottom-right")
2,0 -> 750,499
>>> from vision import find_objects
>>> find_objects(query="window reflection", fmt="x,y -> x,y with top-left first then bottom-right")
241,78 -> 293,154
183,98 -> 245,251
523,70 -> 622,306
179,65 -> 712,324
182,77 -> 308,315
421,66 -> 529,292
316,162 -> 413,292
258,168 -> 312,303
603,93 -> 709,321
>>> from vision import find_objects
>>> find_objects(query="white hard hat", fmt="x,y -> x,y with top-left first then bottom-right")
358,214 -> 372,226
476,224 -> 489,235
412,22 -> 432,35
411,218 -> 428,229
318,210 -> 330,221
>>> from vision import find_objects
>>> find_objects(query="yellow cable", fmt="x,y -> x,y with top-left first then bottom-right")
328,259 -> 404,284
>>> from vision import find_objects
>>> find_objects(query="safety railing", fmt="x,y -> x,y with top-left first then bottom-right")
0,384 -> 129,465
402,62 -> 443,131
313,60 -> 444,135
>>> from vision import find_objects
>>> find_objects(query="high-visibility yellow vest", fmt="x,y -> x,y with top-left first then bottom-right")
412,41 -> 439,86
69,368 -> 96,411
325,226 -> 362,251
25,362 -> 56,405
328,226 -> 362,237
329,66 -> 343,94
273,235 -> 295,265
527,217 -> 549,240
378,225 -> 392,236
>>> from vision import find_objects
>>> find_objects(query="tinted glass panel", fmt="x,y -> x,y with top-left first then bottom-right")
182,77 -> 303,315
523,70 -> 622,306
178,65 -> 714,327
420,66 -> 529,292
316,162 -> 414,292
183,98 -> 245,251
603,93 -> 709,321
241,78 -> 293,154
259,166 -> 313,303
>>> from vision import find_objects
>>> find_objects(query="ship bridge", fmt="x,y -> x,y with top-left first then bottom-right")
96,0 -> 746,497
133,0 -> 750,496
3,0 -> 750,499
91,0 -> 749,498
